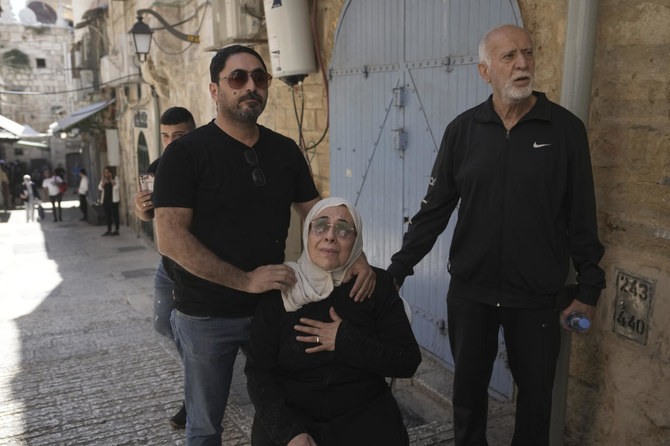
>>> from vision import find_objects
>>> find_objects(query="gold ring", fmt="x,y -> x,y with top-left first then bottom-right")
316,336 -> 320,344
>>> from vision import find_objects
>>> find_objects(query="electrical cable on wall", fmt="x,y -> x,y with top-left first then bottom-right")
148,1 -> 208,32
0,74 -> 142,95
288,0 -> 330,166
264,0 -> 324,166
291,85 -> 305,155
148,1 -> 208,55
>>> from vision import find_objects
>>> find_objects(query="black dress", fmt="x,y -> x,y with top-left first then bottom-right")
245,268 -> 421,446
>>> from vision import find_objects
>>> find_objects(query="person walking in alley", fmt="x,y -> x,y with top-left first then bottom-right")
42,169 -> 63,222
98,166 -> 120,236
134,106 -> 196,429
77,169 -> 89,221
152,45 -> 375,445
20,174 -> 40,222
54,164 -> 66,184
387,25 -> 606,445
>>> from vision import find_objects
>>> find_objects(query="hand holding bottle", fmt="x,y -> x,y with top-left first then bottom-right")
563,312 -> 591,332
560,299 -> 596,333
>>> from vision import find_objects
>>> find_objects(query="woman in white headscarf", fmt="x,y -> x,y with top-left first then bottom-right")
245,197 -> 421,446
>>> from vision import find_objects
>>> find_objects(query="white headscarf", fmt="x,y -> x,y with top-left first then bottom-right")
281,197 -> 364,312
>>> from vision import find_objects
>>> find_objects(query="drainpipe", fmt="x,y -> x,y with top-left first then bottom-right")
559,0 -> 599,123
550,1 -> 599,445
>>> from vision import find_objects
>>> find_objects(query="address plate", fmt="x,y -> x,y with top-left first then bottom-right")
613,269 -> 655,345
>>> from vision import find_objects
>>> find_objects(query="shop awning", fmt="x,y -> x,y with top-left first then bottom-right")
20,124 -> 44,138
0,114 -> 47,139
0,128 -> 19,141
0,114 -> 24,136
49,98 -> 116,134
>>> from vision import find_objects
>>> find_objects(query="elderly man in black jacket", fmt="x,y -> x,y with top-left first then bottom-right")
388,25 -> 605,446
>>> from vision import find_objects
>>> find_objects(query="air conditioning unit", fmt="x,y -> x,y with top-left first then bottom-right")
100,34 -> 140,87
205,0 -> 265,51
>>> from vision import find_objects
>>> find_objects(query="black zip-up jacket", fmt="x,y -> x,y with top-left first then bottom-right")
388,92 -> 605,308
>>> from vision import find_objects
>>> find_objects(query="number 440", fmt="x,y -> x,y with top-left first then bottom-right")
616,311 -> 645,335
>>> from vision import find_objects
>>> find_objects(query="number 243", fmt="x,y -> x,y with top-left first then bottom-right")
618,276 -> 649,301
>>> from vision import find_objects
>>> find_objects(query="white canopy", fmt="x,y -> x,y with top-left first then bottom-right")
49,98 -> 116,134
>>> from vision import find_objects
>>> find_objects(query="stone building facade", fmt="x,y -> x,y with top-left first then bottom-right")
0,7 -> 73,133
0,4 -> 75,202
524,2 -> 669,444
98,1 -> 669,444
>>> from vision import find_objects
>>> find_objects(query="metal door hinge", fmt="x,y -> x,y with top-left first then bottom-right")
392,128 -> 407,156
393,87 -> 405,107
443,56 -> 453,72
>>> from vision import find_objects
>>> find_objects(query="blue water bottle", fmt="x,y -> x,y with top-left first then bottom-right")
564,312 -> 591,333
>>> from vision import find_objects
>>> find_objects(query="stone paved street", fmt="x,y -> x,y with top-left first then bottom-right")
0,202 -> 513,445
1,202 -> 191,445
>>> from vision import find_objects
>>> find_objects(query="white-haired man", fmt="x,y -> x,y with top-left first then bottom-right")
388,25 -> 605,445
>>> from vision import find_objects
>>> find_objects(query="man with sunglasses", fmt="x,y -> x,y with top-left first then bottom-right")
152,46 -> 375,445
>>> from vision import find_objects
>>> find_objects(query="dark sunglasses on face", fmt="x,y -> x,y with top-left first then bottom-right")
310,217 -> 357,240
243,148 -> 266,187
220,69 -> 272,89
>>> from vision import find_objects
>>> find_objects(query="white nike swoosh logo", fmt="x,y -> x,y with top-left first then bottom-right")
533,142 -> 551,148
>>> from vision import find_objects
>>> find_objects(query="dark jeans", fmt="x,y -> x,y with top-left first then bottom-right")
79,194 -> 87,218
153,259 -> 174,339
104,201 -> 119,231
49,193 -> 62,221
171,311 -> 251,446
447,293 -> 561,446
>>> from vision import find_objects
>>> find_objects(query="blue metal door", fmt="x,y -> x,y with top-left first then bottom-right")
329,0 -> 522,399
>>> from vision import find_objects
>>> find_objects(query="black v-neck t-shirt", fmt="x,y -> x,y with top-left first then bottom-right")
153,121 -> 319,317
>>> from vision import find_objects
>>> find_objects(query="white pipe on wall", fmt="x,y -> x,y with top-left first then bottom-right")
560,0 -> 599,124
551,1 -> 599,445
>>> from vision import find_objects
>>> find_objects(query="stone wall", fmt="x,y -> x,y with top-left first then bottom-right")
570,2 -> 670,444
105,0 -> 217,234
107,0 -> 670,443
0,21 -> 74,173
0,22 -> 72,133
522,1 -> 670,444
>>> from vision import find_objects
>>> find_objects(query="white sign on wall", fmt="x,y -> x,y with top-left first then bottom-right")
105,129 -> 120,166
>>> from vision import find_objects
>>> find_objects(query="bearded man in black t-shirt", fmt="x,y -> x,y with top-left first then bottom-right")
152,46 -> 376,445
